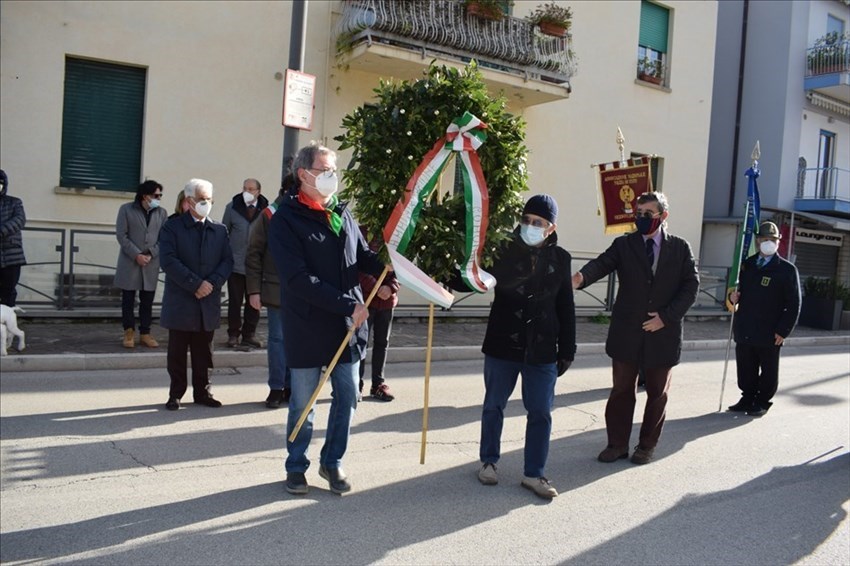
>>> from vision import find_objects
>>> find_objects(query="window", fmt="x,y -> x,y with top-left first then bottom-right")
637,1 -> 670,85
60,57 -> 146,191
817,130 -> 836,198
827,14 -> 845,36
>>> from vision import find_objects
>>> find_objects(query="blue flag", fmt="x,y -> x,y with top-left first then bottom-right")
725,164 -> 761,311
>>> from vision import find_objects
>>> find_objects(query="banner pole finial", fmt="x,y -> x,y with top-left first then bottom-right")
616,127 -> 626,166
751,140 -> 761,166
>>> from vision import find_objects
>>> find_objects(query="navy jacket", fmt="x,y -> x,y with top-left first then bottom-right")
0,193 -> 26,269
268,191 -> 387,368
734,254 -> 801,346
482,229 -> 576,365
159,212 -> 234,332
579,229 -> 699,368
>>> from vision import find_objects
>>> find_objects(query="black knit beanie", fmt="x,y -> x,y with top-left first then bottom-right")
522,194 -> 558,224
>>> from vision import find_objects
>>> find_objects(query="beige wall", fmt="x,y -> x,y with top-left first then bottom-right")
2,0 -> 716,307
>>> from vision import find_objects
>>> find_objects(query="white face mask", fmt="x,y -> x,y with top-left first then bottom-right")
194,199 -> 212,219
242,191 -> 256,205
308,170 -> 339,197
520,224 -> 547,247
759,240 -> 778,256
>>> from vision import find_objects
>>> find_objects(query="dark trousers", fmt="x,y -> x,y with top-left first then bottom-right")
735,343 -> 781,408
121,289 -> 155,334
167,329 -> 215,400
0,265 -> 22,306
226,273 -> 259,338
359,307 -> 393,386
605,360 -> 672,450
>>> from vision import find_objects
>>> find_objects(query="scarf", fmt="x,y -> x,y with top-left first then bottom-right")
297,191 -> 343,236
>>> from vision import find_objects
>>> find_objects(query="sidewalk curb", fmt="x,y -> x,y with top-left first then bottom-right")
1,335 -> 847,373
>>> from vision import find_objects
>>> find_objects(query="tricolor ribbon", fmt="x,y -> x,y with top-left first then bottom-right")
383,112 -> 495,307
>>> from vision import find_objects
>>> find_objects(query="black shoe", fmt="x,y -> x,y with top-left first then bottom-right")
746,404 -> 770,417
241,335 -> 262,348
285,472 -> 309,495
728,399 -> 754,412
266,389 -> 284,409
165,398 -> 180,411
227,335 -> 239,348
194,396 -> 222,408
370,383 -> 395,402
281,387 -> 291,403
319,465 -> 351,494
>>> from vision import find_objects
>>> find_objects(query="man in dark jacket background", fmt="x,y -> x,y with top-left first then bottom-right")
222,178 -> 268,348
728,221 -> 800,417
0,169 -> 27,307
268,144 -> 393,496
159,178 -> 233,411
573,191 -> 698,465
478,194 -> 576,500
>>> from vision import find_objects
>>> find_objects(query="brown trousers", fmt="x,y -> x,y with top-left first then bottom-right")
605,360 -> 672,450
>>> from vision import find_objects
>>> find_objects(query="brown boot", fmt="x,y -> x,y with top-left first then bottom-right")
140,333 -> 159,348
122,328 -> 135,348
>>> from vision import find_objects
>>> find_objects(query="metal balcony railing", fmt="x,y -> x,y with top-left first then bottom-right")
335,0 -> 577,84
805,36 -> 850,77
796,167 -> 850,201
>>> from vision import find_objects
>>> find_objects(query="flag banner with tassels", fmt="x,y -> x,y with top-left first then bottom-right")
594,157 -> 654,235
383,111 -> 495,308
725,165 -> 761,311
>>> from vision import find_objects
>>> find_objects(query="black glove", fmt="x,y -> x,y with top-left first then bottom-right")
557,358 -> 572,376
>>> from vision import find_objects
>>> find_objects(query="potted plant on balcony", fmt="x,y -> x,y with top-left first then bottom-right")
463,0 -> 512,22
526,2 -> 572,37
799,276 -> 848,331
637,56 -> 664,85
807,31 -> 849,75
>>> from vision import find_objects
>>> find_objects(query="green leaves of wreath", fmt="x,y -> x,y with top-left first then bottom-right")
336,63 -> 529,289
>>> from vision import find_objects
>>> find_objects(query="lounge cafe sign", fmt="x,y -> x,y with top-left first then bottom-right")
795,228 -> 843,247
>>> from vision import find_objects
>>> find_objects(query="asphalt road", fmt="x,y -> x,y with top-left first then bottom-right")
1,345 -> 848,565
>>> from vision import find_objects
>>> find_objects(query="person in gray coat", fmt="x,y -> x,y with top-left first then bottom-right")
114,180 -> 167,348
159,178 -> 233,411
0,169 -> 27,307
222,178 -> 268,348
573,192 -> 699,465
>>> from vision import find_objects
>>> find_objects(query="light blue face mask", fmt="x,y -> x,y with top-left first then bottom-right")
148,199 -> 161,210
520,224 -> 546,246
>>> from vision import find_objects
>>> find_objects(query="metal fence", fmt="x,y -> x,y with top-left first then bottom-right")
796,167 -> 850,201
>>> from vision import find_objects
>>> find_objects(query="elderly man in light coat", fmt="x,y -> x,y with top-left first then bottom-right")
114,180 -> 168,348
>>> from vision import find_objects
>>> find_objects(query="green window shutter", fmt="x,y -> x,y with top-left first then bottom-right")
60,58 -> 146,191
639,1 -> 669,53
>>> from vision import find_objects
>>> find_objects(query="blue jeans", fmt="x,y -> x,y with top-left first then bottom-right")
266,306 -> 291,390
286,355 -> 359,473
480,355 -> 557,478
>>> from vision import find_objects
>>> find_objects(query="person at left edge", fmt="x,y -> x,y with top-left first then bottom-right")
114,180 -> 167,349
0,169 -> 27,307
222,178 -> 268,348
159,178 -> 233,411
268,144 -> 394,496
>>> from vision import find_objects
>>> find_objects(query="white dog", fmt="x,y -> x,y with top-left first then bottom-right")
0,305 -> 26,356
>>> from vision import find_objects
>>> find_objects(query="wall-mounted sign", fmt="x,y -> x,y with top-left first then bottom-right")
794,227 -> 843,247
282,69 -> 316,130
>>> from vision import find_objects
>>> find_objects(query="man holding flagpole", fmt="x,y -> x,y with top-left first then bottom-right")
477,194 -> 576,500
727,221 -> 800,417
268,144 -> 394,496
572,192 -> 698,465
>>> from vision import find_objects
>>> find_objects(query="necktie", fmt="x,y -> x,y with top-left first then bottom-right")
645,238 -> 655,269
757,256 -> 766,268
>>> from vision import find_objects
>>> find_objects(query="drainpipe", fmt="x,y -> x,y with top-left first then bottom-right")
727,0 -> 750,217
282,0 -> 308,185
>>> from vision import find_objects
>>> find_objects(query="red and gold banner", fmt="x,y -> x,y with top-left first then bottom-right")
595,158 -> 654,235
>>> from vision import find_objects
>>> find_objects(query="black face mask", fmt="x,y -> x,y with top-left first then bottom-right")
635,215 -> 662,235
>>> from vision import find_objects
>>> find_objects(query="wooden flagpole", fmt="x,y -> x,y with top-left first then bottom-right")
420,302 -> 435,464
288,265 -> 390,443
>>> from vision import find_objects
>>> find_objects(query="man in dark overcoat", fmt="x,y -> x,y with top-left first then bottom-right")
728,221 -> 800,417
268,144 -> 393,496
159,178 -> 233,411
573,191 -> 699,465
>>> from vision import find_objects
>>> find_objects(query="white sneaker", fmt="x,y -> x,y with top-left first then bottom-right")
521,476 -> 558,499
478,463 -> 498,485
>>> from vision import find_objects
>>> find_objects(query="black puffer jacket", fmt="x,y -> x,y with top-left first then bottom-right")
482,228 -> 576,365
0,170 -> 27,269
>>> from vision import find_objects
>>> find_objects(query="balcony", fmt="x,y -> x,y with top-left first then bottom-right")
804,33 -> 850,113
795,166 -> 850,217
334,0 -> 577,108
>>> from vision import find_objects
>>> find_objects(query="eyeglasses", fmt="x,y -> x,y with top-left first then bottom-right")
309,167 -> 337,175
635,210 -> 660,219
520,215 -> 551,229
